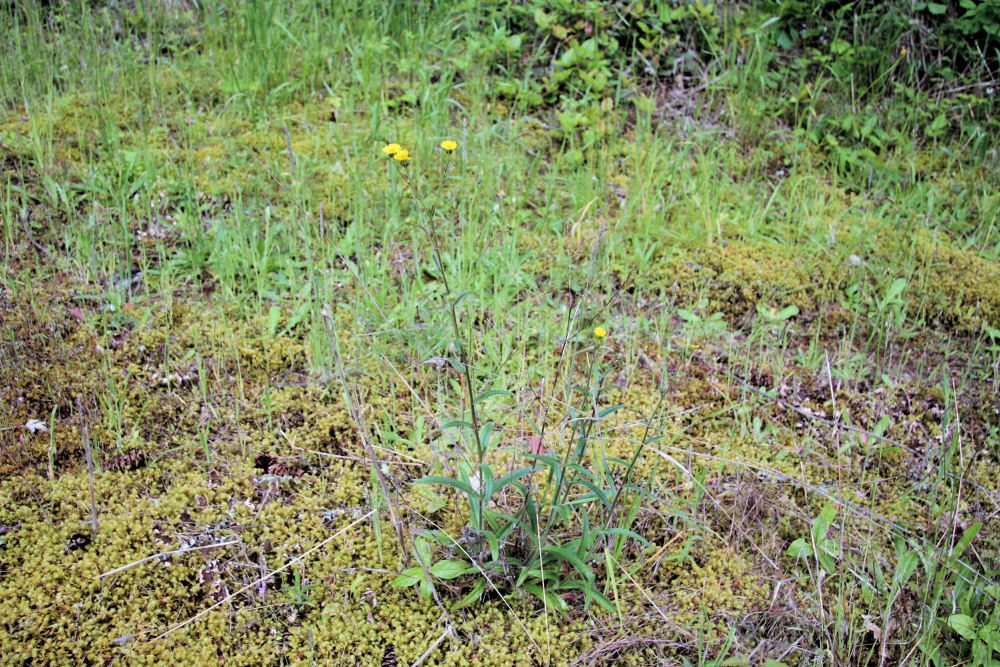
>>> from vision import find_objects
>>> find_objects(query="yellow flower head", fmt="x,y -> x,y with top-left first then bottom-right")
393,148 -> 411,162
594,326 -> 607,338
381,143 -> 402,156
440,139 -> 458,152
901,48 -> 908,57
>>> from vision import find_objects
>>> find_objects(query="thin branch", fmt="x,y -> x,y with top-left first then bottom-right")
99,541 -> 240,579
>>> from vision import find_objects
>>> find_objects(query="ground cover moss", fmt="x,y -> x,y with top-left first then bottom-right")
4,248 -> 997,663
906,230 -> 1000,333
3,3 -> 999,663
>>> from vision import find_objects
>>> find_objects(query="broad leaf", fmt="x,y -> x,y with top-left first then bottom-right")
948,613 -> 977,640
430,560 -> 469,579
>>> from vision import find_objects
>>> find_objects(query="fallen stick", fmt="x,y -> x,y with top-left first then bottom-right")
98,541 -> 241,580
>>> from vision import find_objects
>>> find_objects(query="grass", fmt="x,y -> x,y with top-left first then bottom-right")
1,0 -> 999,664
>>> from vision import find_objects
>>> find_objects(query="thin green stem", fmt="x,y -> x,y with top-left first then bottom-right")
395,162 -> 487,528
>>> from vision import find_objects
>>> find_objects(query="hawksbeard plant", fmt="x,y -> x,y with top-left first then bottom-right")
380,139 -> 657,614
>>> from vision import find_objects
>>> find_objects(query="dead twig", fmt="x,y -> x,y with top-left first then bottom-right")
98,541 -> 240,579
410,620 -> 455,667
82,420 -> 99,538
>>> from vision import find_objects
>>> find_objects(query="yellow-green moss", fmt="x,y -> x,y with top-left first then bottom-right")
908,230 -> 1000,332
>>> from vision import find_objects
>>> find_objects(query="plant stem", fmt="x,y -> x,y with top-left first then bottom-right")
396,165 -> 487,528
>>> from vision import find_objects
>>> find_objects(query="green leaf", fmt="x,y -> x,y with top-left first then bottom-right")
392,567 -> 425,588
568,480 -> 611,508
414,484 -> 447,514
521,453 -> 563,470
584,585 -> 615,612
517,567 -> 545,586
453,577 -> 486,610
266,305 -> 281,337
677,308 -> 699,322
817,547 -> 837,573
453,290 -> 475,307
444,357 -> 466,372
786,537 -> 812,559
543,545 -> 594,583
414,537 -> 432,566
602,527 -> 653,548
430,560 -> 469,580
597,404 -> 626,419
483,508 -> 504,534
479,422 -> 497,454
561,578 -> 615,612
976,626 -> 1000,651
948,613 -> 977,639
893,550 -> 920,588
811,502 -> 838,544
952,522 -> 982,559
493,467 -> 533,492
565,463 -> 598,482
926,2 -> 948,14
483,530 -> 500,562
830,38 -> 852,55
773,305 -> 799,320
439,419 -> 475,431
420,531 -> 457,548
281,299 -> 311,335
522,582 -> 569,613
533,8 -> 552,29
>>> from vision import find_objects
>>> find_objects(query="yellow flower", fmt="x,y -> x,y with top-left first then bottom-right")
901,48 -> 908,57
381,143 -> 401,156
393,149 -> 411,162
440,139 -> 458,152
594,326 -> 607,338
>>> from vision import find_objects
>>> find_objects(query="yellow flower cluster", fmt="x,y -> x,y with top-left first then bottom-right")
594,327 -> 607,338
381,143 -> 410,162
380,140 -> 458,162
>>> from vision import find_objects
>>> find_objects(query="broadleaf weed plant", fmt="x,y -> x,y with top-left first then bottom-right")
381,140 -> 656,614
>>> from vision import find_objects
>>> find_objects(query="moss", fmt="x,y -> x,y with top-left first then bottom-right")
906,230 -> 1000,333
655,239 -> 829,328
